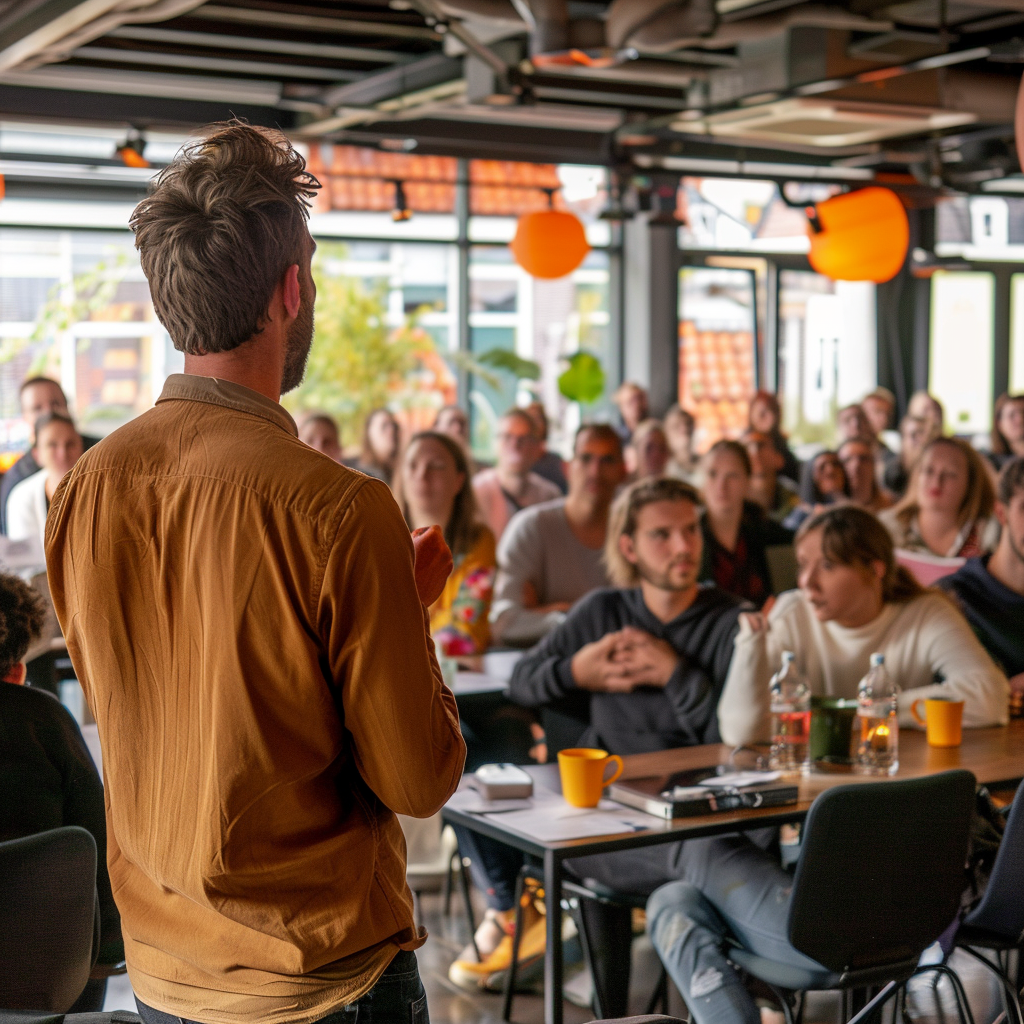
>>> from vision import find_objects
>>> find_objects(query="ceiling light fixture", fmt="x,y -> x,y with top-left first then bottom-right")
391,180 -> 412,222
114,128 -> 149,168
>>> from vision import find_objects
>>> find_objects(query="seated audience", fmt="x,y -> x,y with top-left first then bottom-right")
838,435 -> 891,514
0,377 -> 99,534
352,407 -> 400,485
297,412 -> 343,462
395,431 -> 495,656
882,413 -> 933,499
7,413 -> 84,547
862,386 -> 896,440
628,418 -> 671,481
0,572 -> 122,1010
524,401 -> 567,493
784,450 -> 848,530
729,505 -> 1008,741
435,403 -> 470,447
452,479 -> 761,1005
987,392 -> 1024,471
490,424 -> 626,646
613,381 -> 648,444
743,429 -> 799,524
748,390 -> 800,484
699,440 -> 793,605
940,457 -> 1024,686
649,507 -> 1011,1024
836,403 -> 873,445
879,436 -> 996,558
664,404 -> 700,484
472,409 -> 560,542
908,389 -> 945,436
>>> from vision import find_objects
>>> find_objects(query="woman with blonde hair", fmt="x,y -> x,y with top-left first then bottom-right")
626,418 -> 671,481
394,430 -> 495,655
879,436 -> 996,558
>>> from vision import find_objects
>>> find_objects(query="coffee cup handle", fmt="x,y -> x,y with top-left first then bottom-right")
602,755 -> 624,788
911,699 -> 927,727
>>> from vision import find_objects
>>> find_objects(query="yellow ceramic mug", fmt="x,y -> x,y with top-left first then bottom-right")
558,748 -> 624,808
911,697 -> 964,747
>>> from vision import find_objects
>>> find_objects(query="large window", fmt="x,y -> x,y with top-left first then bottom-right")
677,266 -> 757,448
777,271 -> 876,447
929,270 -> 995,434
1009,273 -> 1024,395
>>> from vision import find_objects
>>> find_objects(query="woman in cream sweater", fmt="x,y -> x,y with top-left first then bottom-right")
721,505 -> 1009,744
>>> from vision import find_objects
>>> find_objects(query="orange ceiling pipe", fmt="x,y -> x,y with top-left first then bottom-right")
807,186 -> 909,284
510,209 -> 590,279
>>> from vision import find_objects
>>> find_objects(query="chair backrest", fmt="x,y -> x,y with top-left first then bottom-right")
788,770 -> 976,974
0,826 -> 98,1012
962,782 -> 1024,941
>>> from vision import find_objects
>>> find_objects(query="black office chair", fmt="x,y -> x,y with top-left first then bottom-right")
0,826 -> 100,1012
660,770 -> 977,1024
945,782 -> 1024,1024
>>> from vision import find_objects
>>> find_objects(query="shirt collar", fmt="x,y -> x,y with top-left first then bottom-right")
157,373 -> 298,437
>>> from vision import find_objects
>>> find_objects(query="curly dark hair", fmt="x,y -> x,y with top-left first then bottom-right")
131,119 -> 321,356
0,573 -> 45,678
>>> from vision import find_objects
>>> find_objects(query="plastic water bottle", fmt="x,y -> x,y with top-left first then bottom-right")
857,652 -> 900,775
769,651 -> 812,774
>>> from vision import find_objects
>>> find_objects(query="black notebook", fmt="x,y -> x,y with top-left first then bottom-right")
608,766 -> 800,820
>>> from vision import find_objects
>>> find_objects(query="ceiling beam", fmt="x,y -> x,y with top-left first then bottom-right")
188,6 -> 441,41
319,52 -> 461,108
106,26 -> 413,64
72,44 -> 366,81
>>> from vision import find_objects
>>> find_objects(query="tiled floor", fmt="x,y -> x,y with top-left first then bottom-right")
103,883 -> 1011,1024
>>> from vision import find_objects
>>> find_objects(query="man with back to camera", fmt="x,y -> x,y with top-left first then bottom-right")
940,456 -> 1024,694
0,377 -> 100,533
490,422 -> 626,647
45,122 -> 466,1024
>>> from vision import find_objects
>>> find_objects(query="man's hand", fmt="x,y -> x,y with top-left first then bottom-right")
738,611 -> 768,634
571,633 -> 640,693
609,626 -> 681,688
412,526 -> 453,607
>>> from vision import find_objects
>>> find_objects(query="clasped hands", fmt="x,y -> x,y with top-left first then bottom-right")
570,626 -> 680,693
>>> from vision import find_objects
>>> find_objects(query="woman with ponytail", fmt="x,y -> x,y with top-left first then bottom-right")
718,505 -> 1009,744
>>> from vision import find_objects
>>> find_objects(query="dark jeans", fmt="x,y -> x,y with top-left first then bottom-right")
452,826 -> 525,912
135,950 -> 428,1024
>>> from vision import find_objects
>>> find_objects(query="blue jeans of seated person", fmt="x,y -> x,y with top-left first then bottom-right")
646,835 -> 824,1024
135,949 -> 428,1024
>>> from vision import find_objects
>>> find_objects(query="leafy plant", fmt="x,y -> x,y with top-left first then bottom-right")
449,348 -> 541,390
558,351 -> 605,405
284,243 -> 448,448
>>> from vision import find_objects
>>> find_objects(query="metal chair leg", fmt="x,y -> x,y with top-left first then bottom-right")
501,870 -> 529,1023
958,946 -> 1023,1024
927,964 -> 977,1024
644,965 -> 669,1015
764,982 -> 797,1024
847,980 -> 899,1024
571,895 -> 604,1019
442,850 -> 454,918
457,855 -> 479,959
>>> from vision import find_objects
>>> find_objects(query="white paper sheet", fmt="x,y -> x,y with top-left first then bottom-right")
483,795 -> 658,842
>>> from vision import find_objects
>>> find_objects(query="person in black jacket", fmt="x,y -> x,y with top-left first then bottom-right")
450,478 -> 764,1006
0,572 -> 122,1010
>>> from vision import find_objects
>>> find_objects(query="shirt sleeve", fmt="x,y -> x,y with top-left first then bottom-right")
898,596 -> 1010,728
717,616 -> 772,745
320,479 -> 466,817
490,512 -> 566,645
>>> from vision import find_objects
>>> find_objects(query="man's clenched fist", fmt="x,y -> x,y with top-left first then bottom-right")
412,525 -> 453,607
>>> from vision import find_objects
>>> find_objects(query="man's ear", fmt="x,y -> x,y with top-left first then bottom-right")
281,264 -> 301,319
996,500 -> 1009,530
618,532 -> 637,566
5,662 -> 26,685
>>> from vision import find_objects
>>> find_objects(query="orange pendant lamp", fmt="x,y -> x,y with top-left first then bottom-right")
510,208 -> 590,279
807,187 -> 909,283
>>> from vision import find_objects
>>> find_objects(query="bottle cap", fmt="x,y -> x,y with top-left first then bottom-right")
869,652 -> 885,668
782,650 -> 796,665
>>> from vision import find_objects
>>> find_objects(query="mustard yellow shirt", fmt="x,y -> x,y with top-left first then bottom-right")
45,374 -> 466,1024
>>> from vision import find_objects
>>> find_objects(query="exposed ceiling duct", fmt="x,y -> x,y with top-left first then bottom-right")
0,0 -> 208,72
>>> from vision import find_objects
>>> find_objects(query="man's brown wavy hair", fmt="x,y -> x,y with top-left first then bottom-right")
131,120 -> 321,356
